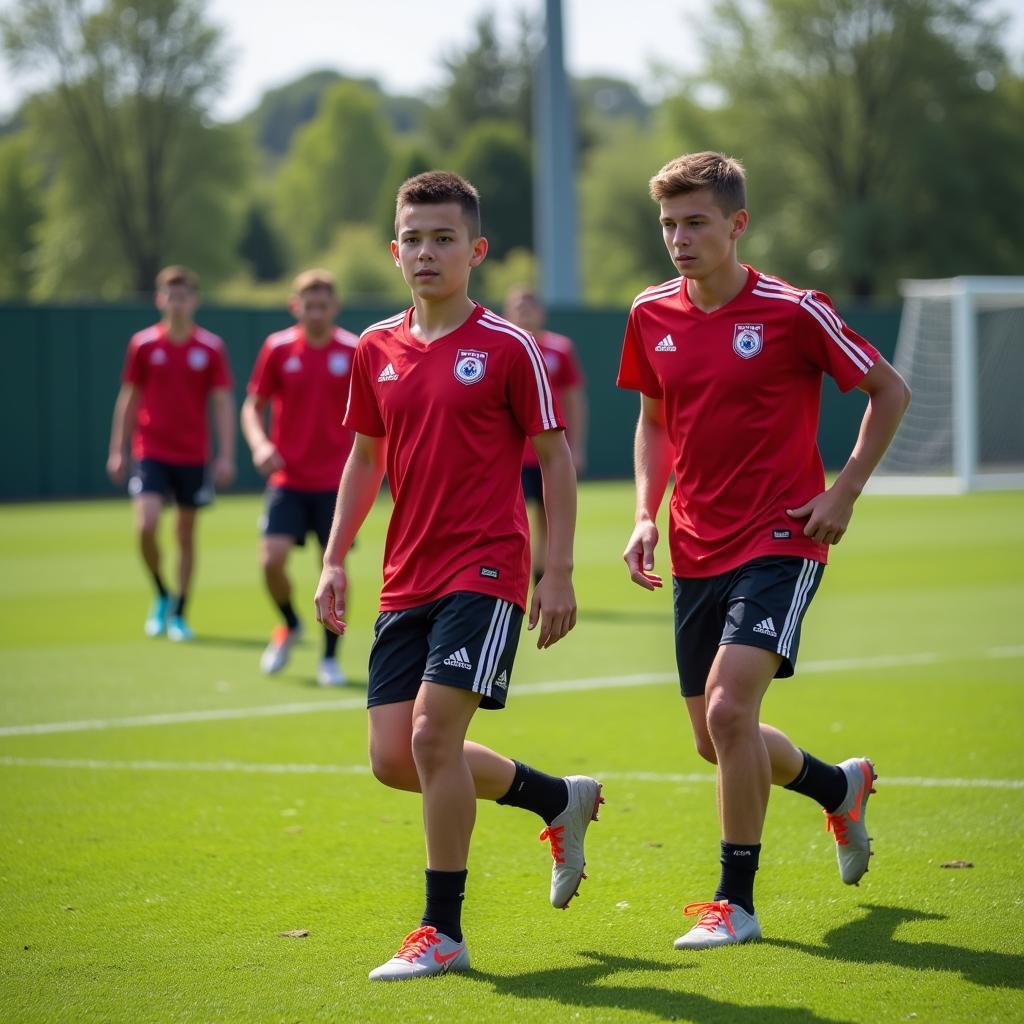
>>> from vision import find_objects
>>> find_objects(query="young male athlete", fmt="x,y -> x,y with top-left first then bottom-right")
618,153 -> 910,948
504,286 -> 588,585
314,172 -> 602,981
241,270 -> 359,686
107,265 -> 235,641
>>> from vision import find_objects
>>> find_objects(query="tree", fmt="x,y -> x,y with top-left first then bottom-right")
272,80 -> 393,263
0,134 -> 43,298
237,199 -> 285,282
672,0 -> 1024,298
1,0 -> 247,296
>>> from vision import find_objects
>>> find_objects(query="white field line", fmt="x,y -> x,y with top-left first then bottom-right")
0,755 -> 1021,791
0,646 -> 1019,739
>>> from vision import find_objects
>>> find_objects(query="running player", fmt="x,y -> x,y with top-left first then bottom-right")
107,265 -> 235,641
314,171 -> 602,981
241,270 -> 359,686
504,286 -> 588,586
618,152 -> 910,948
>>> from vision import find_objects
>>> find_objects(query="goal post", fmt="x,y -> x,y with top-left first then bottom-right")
871,276 -> 1024,494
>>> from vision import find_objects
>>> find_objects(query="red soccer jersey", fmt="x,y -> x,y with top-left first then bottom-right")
617,266 -> 880,578
247,325 -> 359,492
344,304 -> 564,611
522,330 -> 585,469
121,323 -> 232,465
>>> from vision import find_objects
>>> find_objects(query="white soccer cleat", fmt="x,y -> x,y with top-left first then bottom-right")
260,623 -> 302,674
316,657 -> 347,687
368,926 -> 469,981
539,775 -> 604,909
674,900 -> 762,949
825,756 -> 877,885
166,615 -> 194,642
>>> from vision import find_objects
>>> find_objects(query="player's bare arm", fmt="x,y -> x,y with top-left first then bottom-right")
210,387 -> 236,489
529,428 -> 577,649
624,395 -> 672,590
787,358 -> 911,545
315,432 -> 386,635
240,394 -> 285,476
106,383 -> 140,485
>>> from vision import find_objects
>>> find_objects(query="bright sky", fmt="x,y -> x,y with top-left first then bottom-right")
1,0 -> 1022,121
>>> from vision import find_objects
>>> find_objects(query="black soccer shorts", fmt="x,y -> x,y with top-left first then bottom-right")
521,465 -> 544,506
367,591 -> 524,711
260,486 -> 336,549
128,458 -> 212,509
672,555 -> 825,698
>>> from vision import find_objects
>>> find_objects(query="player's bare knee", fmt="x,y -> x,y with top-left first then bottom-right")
410,716 -> 460,776
705,693 -> 755,747
370,748 -> 417,790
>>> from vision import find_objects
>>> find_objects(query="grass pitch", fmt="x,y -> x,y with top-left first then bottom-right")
1,483 -> 1022,1023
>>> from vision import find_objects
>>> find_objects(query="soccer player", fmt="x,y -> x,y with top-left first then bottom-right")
618,153 -> 910,949
314,172 -> 602,981
107,265 -> 235,641
504,286 -> 588,585
241,270 -> 359,686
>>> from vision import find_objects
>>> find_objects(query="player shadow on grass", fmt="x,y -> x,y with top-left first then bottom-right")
581,608 -> 673,625
762,903 -> 1024,990
189,635 -> 268,650
468,949 -> 853,1024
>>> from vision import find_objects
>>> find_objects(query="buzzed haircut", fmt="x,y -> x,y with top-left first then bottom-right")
649,152 -> 747,214
292,268 -> 337,297
155,265 -> 199,292
395,171 -> 481,238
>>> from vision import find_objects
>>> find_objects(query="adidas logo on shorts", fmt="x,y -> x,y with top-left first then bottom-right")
443,647 -> 473,670
494,670 -> 508,690
753,617 -> 778,638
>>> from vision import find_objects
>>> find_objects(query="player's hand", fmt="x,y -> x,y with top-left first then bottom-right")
314,563 -> 348,635
106,452 -> 126,486
528,569 -> 576,649
623,518 -> 663,590
786,485 -> 855,546
253,441 -> 285,477
212,456 -> 235,489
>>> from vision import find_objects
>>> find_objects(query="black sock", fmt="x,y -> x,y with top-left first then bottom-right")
276,599 -> 299,631
784,749 -> 848,813
421,868 -> 467,943
714,842 -> 760,915
495,760 -> 569,824
533,569 -> 544,587
174,593 -> 187,617
150,570 -> 169,598
323,626 -> 338,658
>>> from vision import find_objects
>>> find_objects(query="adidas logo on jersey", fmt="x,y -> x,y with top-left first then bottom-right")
655,334 -> 677,352
753,617 -> 778,638
494,670 -> 508,690
377,362 -> 399,383
443,647 -> 473,670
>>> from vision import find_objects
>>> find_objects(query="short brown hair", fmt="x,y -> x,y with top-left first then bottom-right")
292,268 -> 336,297
395,171 -> 481,238
649,152 -> 747,213
155,265 -> 198,292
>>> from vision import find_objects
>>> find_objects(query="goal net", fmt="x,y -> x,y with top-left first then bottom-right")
873,277 -> 1024,493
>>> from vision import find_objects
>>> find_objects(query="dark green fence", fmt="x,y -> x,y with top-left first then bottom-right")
0,301 -> 899,501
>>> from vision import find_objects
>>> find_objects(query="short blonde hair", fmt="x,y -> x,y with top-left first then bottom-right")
291,268 -> 337,297
155,265 -> 198,292
649,152 -> 747,214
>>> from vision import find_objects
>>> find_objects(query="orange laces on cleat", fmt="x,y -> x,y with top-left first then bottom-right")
271,624 -> 290,646
824,809 -> 850,845
538,824 -> 566,864
683,901 -> 736,936
393,926 -> 440,962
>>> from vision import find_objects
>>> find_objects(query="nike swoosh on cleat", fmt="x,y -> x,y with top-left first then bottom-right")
847,762 -> 873,822
433,947 -> 463,964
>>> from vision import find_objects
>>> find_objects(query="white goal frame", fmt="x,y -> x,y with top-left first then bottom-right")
870,276 -> 1024,495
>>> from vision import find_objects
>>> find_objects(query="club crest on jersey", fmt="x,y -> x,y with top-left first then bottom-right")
454,349 -> 488,386
328,352 -> 350,376
732,324 -> 764,359
187,347 -> 209,371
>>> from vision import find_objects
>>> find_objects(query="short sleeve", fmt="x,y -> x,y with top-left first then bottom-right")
616,310 -> 663,398
121,335 -> 145,386
508,336 -> 565,438
343,342 -> 386,437
556,335 -> 584,388
208,340 -> 232,390
797,291 -> 880,393
247,340 -> 278,399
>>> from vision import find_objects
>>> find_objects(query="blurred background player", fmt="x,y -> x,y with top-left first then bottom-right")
504,286 -> 588,586
106,265 -> 236,641
619,152 -> 910,949
315,172 -> 601,982
241,270 -> 359,686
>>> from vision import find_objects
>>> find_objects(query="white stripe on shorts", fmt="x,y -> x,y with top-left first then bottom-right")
473,600 -> 506,694
777,559 -> 819,659
474,599 -> 514,697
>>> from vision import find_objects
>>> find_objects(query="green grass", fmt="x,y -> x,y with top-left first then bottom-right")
1,483 -> 1023,1023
